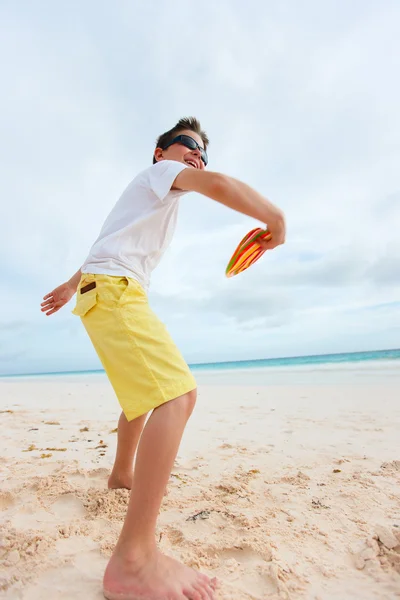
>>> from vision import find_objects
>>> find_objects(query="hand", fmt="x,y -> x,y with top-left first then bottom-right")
258,218 -> 286,251
41,282 -> 76,316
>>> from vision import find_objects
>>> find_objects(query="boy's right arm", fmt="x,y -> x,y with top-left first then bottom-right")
173,170 -> 286,248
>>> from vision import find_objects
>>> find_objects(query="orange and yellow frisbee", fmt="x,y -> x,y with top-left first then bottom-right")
225,228 -> 272,277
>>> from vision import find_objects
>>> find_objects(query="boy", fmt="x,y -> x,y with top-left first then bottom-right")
41,117 -> 285,600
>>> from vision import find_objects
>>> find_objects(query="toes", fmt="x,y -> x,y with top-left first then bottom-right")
183,589 -> 202,600
183,572 -> 218,600
193,583 -> 215,599
198,573 -> 217,589
195,576 -> 218,599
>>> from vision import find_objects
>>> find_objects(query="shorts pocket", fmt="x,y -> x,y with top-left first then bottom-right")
96,276 -> 130,309
72,283 -> 98,317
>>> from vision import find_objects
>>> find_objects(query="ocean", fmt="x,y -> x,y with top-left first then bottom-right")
1,349 -> 399,385
190,348 -> 400,372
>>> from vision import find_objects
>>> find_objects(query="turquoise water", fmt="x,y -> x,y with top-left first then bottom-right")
190,348 -> 400,371
1,349 -> 399,379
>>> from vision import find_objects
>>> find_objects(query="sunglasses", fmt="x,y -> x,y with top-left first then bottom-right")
163,134 -> 208,166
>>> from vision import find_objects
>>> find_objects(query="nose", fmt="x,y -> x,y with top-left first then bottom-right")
190,149 -> 205,168
190,147 -> 204,165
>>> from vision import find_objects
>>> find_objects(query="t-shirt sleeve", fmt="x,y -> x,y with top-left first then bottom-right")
148,160 -> 188,203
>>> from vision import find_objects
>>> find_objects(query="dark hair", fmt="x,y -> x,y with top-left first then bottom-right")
153,117 -> 209,164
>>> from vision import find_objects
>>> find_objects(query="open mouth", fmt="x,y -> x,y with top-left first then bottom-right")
185,159 -> 199,169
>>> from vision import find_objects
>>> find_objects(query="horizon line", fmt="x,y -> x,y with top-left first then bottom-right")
1,347 -> 399,379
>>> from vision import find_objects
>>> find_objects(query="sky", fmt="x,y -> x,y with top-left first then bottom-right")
1,0 -> 400,375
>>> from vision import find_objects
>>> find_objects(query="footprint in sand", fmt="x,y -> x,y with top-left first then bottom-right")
14,507 -> 56,531
54,535 -> 99,557
86,467 -> 111,486
214,546 -> 289,599
64,467 -> 111,490
50,494 -> 86,519
65,472 -> 87,486
221,546 -> 272,564
173,458 -> 203,472
88,467 -> 110,479
20,557 -> 106,599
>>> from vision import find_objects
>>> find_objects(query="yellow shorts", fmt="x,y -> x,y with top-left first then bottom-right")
72,274 -> 196,421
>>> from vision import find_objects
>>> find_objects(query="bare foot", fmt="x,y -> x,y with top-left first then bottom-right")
103,549 -> 217,600
108,472 -> 169,496
108,472 -> 133,490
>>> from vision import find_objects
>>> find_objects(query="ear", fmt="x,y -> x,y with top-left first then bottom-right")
154,147 -> 164,162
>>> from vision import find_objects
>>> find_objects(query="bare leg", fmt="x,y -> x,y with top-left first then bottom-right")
108,411 -> 147,490
103,389 -> 217,600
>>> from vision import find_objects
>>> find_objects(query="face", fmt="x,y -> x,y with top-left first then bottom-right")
154,129 -> 207,170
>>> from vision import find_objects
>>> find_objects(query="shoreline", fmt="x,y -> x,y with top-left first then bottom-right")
2,357 -> 399,388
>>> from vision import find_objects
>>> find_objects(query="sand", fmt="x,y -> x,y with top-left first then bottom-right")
1,372 -> 400,599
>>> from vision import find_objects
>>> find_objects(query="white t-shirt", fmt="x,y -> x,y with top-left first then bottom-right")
81,160 -> 188,290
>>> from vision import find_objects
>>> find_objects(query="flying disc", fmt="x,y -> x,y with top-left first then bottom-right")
225,228 -> 272,277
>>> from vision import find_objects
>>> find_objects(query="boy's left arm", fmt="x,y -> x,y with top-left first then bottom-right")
41,269 -> 82,316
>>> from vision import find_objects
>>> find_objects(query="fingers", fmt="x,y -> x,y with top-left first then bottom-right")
258,236 -> 285,250
43,305 -> 61,316
41,295 -> 63,316
41,298 -> 53,309
41,307 -> 53,314
42,292 -> 53,301
257,239 -> 279,251
41,302 -> 56,313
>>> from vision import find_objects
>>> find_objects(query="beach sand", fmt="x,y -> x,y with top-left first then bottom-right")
1,372 -> 400,599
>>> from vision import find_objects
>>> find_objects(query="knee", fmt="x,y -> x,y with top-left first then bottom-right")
184,388 -> 197,417
159,388 -> 197,421
173,388 -> 197,420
